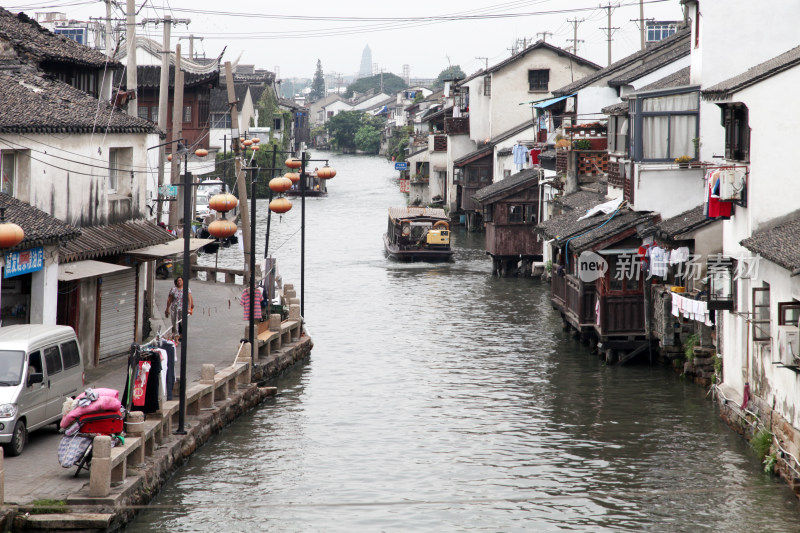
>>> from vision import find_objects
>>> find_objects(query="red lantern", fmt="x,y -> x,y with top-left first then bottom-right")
285,157 -> 302,169
209,193 -> 238,213
207,219 -> 238,239
269,197 -> 293,213
243,139 -> 253,147
0,222 -> 24,248
284,172 -> 300,183
317,166 -> 336,180
251,145 -> 260,151
195,148 -> 209,157
251,138 -> 261,144
168,154 -> 173,161
269,177 -> 292,193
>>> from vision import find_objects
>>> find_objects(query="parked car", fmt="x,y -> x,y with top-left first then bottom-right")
0,325 -> 84,456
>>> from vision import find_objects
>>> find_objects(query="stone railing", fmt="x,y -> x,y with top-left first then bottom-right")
88,360 -> 252,497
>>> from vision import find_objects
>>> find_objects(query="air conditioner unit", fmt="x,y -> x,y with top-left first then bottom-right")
718,169 -> 745,201
777,324 -> 800,366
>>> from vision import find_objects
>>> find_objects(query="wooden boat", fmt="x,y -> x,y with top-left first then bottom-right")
384,207 -> 454,262
286,171 -> 328,197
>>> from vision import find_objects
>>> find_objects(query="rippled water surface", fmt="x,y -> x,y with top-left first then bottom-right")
128,153 -> 800,532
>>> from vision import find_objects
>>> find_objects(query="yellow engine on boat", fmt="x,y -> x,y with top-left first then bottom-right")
426,229 -> 450,245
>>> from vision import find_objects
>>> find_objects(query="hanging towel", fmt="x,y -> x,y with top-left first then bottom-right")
672,296 -> 680,317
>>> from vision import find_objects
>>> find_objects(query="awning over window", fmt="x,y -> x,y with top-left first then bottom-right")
58,260 -> 131,281
533,94 -> 575,109
126,238 -> 215,259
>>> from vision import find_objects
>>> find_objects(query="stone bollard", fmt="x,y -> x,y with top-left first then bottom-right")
269,313 -> 281,330
126,412 -> 146,465
289,304 -> 301,320
284,289 -> 296,301
283,283 -> 294,293
288,298 -> 300,307
200,364 -> 215,408
89,435 -> 112,497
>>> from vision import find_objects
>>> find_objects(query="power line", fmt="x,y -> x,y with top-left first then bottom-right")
600,2 -> 621,66
566,18 -> 585,56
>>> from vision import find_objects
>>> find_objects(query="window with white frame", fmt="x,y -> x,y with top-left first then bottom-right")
108,148 -> 120,193
632,90 -> 699,162
608,115 -> 629,154
646,23 -> 677,43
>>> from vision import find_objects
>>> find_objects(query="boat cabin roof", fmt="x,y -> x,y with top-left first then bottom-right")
388,207 -> 448,222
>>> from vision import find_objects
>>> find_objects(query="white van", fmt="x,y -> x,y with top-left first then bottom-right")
0,325 -> 84,456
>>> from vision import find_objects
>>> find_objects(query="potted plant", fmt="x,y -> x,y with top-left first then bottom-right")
674,155 -> 692,168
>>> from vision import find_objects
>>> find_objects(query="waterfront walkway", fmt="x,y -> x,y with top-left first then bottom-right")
3,279 -> 251,505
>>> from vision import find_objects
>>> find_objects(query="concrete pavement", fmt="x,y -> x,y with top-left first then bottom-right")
4,278 -> 253,505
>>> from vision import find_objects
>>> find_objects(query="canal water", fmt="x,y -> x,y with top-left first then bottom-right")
128,153 -> 800,532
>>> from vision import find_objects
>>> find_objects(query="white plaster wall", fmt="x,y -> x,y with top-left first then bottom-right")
28,245 -> 59,325
3,132 -> 157,227
429,151 -> 448,206
490,50 -> 598,138
465,77 -> 490,143
721,259 -> 800,428
493,126 -> 536,180
576,86 -> 618,118
630,56 -> 692,91
694,1 -> 800,88
325,101 -> 353,118
633,165 -> 705,218
445,135 -> 477,211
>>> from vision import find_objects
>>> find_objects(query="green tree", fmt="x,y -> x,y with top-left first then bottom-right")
355,125 -> 381,153
432,65 -> 466,90
326,110 -> 364,151
344,73 -> 407,99
309,59 -> 326,102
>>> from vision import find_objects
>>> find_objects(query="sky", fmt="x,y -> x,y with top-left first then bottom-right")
8,0 -> 685,81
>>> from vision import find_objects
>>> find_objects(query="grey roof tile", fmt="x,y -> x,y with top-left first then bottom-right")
703,44 -> 800,101
0,72 -> 160,134
0,8 -> 119,69
740,215 -> 800,273
474,168 -> 540,203
0,192 -> 80,250
60,219 -> 174,262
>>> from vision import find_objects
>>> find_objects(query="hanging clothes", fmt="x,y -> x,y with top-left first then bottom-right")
650,246 -> 668,277
122,348 -> 163,414
512,143 -> 527,170
705,170 -> 733,219
160,339 -> 176,401
241,287 -> 264,321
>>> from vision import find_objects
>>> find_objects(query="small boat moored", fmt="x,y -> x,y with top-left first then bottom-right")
384,207 -> 454,262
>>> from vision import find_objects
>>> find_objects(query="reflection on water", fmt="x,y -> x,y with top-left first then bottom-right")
128,153 -> 800,532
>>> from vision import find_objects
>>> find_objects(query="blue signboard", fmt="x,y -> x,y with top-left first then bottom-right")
394,162 -> 408,170
5,247 -> 44,278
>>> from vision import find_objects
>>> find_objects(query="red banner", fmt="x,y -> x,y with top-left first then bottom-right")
400,179 -> 410,193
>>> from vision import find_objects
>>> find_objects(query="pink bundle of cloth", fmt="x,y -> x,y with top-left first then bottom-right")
60,388 -> 121,429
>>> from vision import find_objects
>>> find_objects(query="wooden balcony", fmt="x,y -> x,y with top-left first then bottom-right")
433,134 -> 447,152
445,117 -> 470,135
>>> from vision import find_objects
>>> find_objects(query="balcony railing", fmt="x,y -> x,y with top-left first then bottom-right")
445,117 -> 470,135
433,134 -> 447,152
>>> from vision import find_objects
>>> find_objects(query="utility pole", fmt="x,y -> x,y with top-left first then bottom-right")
224,62 -> 250,280
536,31 -> 553,42
156,16 -> 171,224
476,57 -> 488,70
179,34 -> 203,60
567,18 -> 585,56
630,0 -> 653,50
125,0 -> 137,117
600,3 -> 620,66
168,44 -> 184,230
104,0 -> 114,57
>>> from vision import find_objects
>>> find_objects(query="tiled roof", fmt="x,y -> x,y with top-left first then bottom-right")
740,214 -> 800,273
567,210 -> 655,253
0,72 -> 160,134
60,220 -> 175,262
453,146 -> 492,167
491,120 -> 535,145
602,101 -> 629,114
553,189 -> 607,212
608,44 -> 690,86
114,65 -> 219,90
461,41 -> 600,85
654,205 -> 716,239
209,84 -> 249,113
0,193 -> 80,250
474,168 -> 540,203
703,44 -> 800,101
553,28 -> 691,96
634,66 -> 692,93
0,8 -> 119,69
